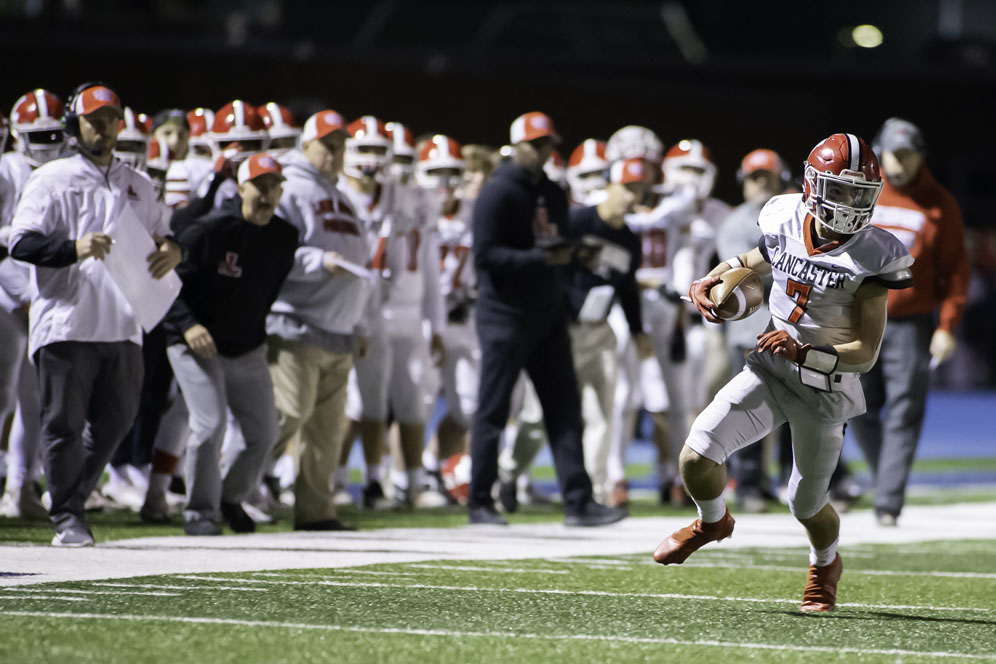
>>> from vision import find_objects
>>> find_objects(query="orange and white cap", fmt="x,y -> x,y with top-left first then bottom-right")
610,158 -> 650,185
739,148 -> 786,176
300,110 -> 347,143
71,86 -> 122,117
509,111 -> 560,144
237,152 -> 284,185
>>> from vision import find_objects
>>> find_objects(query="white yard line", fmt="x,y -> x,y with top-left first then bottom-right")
248,571 -> 416,578
91,583 -> 268,592
404,564 -> 570,574
0,595 -> 88,602
171,575 -> 992,613
678,561 -> 996,579
3,588 -> 179,597
2,610 -> 993,661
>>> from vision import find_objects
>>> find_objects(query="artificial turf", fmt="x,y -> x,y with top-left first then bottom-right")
1,540 -> 994,663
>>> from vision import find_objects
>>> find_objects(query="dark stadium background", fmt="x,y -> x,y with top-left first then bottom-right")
3,0 -> 995,385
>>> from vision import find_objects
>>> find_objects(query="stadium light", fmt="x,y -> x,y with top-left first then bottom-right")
852,25 -> 884,48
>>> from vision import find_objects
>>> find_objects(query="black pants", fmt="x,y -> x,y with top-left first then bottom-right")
36,340 -> 143,529
469,305 -> 592,512
112,324 -> 173,469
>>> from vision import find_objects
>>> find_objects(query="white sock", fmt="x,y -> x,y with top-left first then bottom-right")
334,466 -> 349,489
391,467 -> 408,491
810,538 -> 839,567
422,449 -> 439,472
693,494 -> 727,523
406,468 -> 422,493
147,473 -> 171,495
365,464 -> 382,485
108,465 -> 130,486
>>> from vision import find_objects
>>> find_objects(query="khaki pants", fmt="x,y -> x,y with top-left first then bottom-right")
268,336 -> 353,525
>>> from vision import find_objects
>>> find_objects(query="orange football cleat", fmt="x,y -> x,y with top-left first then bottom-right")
652,508 -> 735,565
800,553 -> 843,612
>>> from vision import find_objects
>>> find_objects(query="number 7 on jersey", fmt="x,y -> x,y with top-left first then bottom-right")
785,279 -> 811,323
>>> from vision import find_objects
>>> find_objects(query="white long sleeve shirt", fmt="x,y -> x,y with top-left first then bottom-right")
268,150 -> 372,346
9,154 -> 170,357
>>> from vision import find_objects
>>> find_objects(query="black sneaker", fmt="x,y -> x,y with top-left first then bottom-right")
362,481 -> 387,509
468,504 -> 508,525
423,470 -> 458,505
184,519 -> 222,536
565,500 -> 628,527
498,481 -> 518,514
293,518 -> 356,531
220,501 -> 256,533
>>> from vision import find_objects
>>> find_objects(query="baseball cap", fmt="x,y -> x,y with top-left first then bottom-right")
152,108 -> 189,131
740,148 -> 784,176
237,153 -> 284,185
609,158 -> 649,184
71,86 -> 122,117
509,111 -> 561,145
874,117 -> 926,155
301,110 -> 347,143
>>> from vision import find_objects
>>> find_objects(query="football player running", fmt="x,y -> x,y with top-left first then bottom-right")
652,134 -> 913,613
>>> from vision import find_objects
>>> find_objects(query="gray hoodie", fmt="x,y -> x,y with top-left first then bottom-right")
267,150 -> 373,351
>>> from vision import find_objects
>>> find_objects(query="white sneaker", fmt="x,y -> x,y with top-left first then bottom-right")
414,489 -> 450,508
101,479 -> 145,512
241,501 -> 273,525
0,490 -> 21,518
52,525 -> 95,547
332,488 -> 355,507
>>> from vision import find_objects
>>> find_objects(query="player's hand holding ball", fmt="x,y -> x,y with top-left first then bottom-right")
689,276 -> 723,323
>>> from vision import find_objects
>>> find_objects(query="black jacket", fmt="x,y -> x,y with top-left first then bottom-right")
472,161 -> 570,315
566,205 -> 644,335
164,196 -> 298,357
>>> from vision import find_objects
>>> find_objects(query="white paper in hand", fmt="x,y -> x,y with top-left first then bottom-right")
578,284 -> 615,322
104,203 -> 181,332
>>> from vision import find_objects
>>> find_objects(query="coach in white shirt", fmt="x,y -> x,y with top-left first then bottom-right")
266,110 -> 372,530
9,84 -> 182,546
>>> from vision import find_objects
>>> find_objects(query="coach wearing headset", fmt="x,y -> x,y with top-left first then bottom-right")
9,83 -> 182,547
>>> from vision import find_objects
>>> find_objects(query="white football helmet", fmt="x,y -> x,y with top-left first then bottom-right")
605,125 -> 664,163
259,102 -> 300,156
10,89 -> 68,167
661,139 -> 718,200
145,138 -> 173,200
386,121 -> 416,184
566,139 -> 609,205
113,107 -> 150,169
344,116 -> 392,180
415,135 -> 465,190
210,100 -> 269,167
187,108 -> 215,159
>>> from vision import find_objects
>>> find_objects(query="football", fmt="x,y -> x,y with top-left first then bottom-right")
708,267 -> 764,321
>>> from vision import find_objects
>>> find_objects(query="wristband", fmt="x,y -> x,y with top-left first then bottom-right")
799,344 -> 838,374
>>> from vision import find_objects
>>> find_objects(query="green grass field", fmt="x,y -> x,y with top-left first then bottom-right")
1,539 -> 994,663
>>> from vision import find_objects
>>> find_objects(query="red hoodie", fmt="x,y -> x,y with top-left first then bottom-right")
870,165 -> 970,333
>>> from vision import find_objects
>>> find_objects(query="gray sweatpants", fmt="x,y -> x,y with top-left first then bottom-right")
35,341 -> 143,530
167,343 -> 279,524
849,314 -> 933,516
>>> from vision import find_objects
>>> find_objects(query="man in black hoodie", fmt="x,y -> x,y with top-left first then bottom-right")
164,153 -> 298,536
469,111 -> 627,527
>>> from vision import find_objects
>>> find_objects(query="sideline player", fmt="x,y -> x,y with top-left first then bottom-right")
652,134 -> 913,612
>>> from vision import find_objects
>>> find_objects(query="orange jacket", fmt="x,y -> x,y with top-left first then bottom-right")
870,165 -> 970,332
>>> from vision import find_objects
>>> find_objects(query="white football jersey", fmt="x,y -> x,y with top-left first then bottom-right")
437,200 -> 475,309
759,194 -> 913,348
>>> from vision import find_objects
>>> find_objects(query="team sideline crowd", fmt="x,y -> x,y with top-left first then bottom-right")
0,83 -> 968,609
